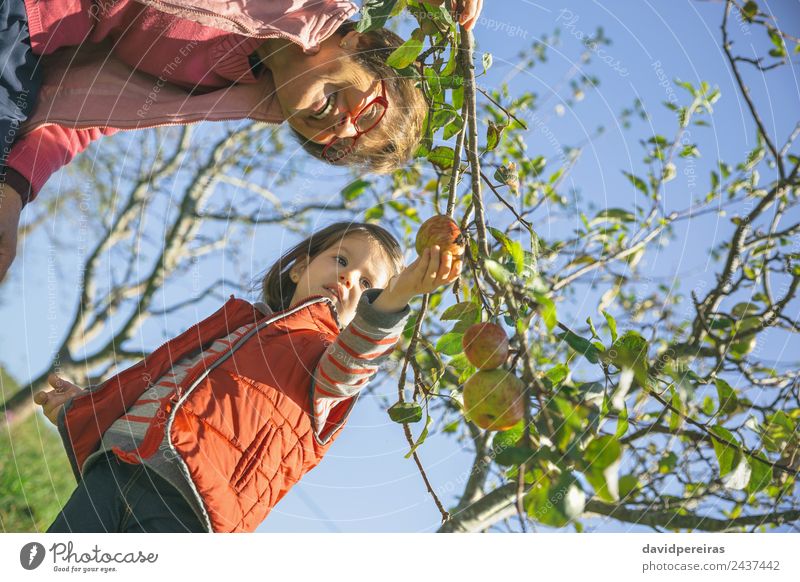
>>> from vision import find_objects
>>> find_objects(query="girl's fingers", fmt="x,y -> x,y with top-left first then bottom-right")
47,373 -> 79,393
427,246 -> 441,279
448,258 -> 463,281
438,250 -> 454,280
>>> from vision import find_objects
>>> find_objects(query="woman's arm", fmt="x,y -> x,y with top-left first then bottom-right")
6,124 -> 119,200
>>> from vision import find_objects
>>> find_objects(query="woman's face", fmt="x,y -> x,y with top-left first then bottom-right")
288,233 -> 395,326
260,32 -> 386,147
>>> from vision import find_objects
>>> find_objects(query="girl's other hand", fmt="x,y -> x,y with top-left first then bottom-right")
33,374 -> 86,426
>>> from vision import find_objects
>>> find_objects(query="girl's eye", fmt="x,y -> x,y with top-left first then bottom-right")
361,278 -> 371,290
337,255 -> 347,266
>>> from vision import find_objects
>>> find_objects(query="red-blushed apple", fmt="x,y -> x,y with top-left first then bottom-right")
415,215 -> 465,257
462,369 -> 525,431
462,322 -> 509,369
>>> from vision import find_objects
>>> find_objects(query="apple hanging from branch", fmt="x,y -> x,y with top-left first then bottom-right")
462,369 -> 525,431
462,322 -> 509,369
415,215 -> 466,257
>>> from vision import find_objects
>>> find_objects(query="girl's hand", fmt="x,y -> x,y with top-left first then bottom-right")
33,374 -> 86,426
374,245 -> 463,313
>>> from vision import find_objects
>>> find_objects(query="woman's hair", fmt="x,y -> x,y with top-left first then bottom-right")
260,221 -> 405,312
291,21 -> 427,174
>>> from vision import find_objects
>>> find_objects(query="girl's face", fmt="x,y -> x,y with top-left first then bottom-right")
289,233 -> 396,326
259,32 -> 386,146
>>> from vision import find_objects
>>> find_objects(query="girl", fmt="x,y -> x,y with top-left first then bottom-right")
0,0 -> 484,280
33,221 -> 462,532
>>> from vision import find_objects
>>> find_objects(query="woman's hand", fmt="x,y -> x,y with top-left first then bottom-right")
455,0 -> 484,31
418,0 -> 485,31
373,245 -> 463,313
33,374 -> 86,426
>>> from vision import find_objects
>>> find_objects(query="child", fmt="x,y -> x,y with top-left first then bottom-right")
34,221 -> 462,532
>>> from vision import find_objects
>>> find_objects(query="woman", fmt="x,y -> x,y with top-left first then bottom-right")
0,0 -> 483,280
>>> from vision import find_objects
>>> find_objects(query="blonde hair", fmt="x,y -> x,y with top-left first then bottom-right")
260,221 -> 404,312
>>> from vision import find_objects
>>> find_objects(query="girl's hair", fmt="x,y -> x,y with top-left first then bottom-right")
260,221 -> 405,312
291,21 -> 427,174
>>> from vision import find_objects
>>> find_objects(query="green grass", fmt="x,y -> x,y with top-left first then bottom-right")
0,368 -> 76,532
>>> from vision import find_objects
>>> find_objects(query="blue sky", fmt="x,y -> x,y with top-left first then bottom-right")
1,0 -> 798,532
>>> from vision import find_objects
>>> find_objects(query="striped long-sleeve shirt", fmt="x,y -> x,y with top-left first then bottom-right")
308,288 -> 411,434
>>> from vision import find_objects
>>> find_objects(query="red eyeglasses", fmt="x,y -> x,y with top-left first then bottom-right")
322,81 -> 388,163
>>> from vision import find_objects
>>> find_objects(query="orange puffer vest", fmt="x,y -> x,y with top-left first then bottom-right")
56,295 -> 353,532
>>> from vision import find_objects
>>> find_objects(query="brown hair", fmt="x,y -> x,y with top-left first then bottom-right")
260,221 -> 405,312
291,21 -> 427,174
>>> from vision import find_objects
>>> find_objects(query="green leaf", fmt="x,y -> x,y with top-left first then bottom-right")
402,313 -> 418,340
623,172 -> 649,195
584,435 -> 622,469
405,412 -> 433,458
431,108 -> 457,130
441,302 -> 480,322
768,29 -> 786,58
488,227 -> 525,274
715,378 -> 739,416
427,146 -> 455,170
341,179 -> 370,201
545,364 -> 569,387
615,403 -> 629,438
710,425 -> 743,477
658,451 -> 678,473
482,52 -> 493,73
559,330 -> 602,364
443,114 -> 464,140
586,316 -> 599,340
585,460 -> 621,502
606,331 -> 649,386
484,259 -> 513,286
741,1 -> 758,21
452,85 -> 464,111
592,208 -> 635,224
364,205 -> 384,221
524,472 -> 585,526
619,474 -> 640,498
448,353 -> 477,384
356,0 -> 400,33
492,422 -> 526,466
669,387 -> 683,431
435,332 -> 464,356
746,454 -> 773,494
602,310 -> 618,343
534,293 -> 557,333
388,401 -> 423,424
486,121 -> 506,151
386,37 -> 424,69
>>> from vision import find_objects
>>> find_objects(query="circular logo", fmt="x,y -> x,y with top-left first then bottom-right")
20,542 -> 46,570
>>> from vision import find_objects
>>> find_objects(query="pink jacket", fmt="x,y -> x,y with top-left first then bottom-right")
11,0 -> 358,198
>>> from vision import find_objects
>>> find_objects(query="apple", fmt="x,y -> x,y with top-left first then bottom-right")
415,215 -> 465,257
462,322 -> 509,369
462,369 -> 525,431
